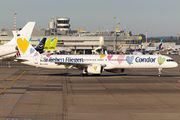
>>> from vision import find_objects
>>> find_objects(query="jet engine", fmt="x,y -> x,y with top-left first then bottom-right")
86,64 -> 103,74
105,68 -> 125,73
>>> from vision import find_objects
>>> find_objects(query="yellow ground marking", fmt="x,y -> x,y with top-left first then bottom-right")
6,79 -> 13,80
0,70 -> 26,94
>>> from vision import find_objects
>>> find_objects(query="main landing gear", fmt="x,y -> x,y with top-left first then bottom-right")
80,68 -> 88,77
158,68 -> 162,77
80,73 -> 88,77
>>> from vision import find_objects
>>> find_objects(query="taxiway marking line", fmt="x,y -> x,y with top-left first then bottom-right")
0,70 -> 26,94
157,79 -> 180,91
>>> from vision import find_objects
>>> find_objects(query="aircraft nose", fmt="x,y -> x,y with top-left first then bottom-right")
174,62 -> 178,67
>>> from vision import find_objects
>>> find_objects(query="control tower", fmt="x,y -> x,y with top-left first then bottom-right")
56,17 -> 70,31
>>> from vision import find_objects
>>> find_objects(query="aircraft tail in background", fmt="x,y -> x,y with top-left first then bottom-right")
43,39 -> 51,50
49,39 -> 58,50
148,40 -> 152,47
6,22 -> 35,45
35,38 -> 47,54
156,39 -> 163,50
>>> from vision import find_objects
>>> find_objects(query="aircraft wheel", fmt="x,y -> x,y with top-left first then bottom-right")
80,73 -> 88,77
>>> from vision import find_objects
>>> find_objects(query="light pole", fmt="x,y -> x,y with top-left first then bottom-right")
113,17 -> 116,31
113,17 -> 116,51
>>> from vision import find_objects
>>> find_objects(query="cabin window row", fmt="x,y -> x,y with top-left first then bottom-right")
83,59 -> 126,61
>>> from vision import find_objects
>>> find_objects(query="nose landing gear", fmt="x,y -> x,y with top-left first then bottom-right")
158,68 -> 162,77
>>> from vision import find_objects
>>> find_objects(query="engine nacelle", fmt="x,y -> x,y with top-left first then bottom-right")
105,68 -> 125,73
87,64 -> 103,74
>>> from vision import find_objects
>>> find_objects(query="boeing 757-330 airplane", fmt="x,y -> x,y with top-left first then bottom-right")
15,34 -> 178,77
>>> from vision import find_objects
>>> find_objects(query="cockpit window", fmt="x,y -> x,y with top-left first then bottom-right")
166,59 -> 174,62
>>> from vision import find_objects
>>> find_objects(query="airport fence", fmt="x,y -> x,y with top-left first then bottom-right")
0,58 -> 13,67
0,60 -> 11,67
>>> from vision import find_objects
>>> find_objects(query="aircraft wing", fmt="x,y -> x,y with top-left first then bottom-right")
55,62 -> 106,69
14,58 -> 29,62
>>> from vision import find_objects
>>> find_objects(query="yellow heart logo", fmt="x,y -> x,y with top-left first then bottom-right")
94,66 -> 97,71
17,38 -> 29,54
100,55 -> 106,59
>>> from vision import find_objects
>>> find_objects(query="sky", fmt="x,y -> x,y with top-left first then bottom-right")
0,0 -> 180,37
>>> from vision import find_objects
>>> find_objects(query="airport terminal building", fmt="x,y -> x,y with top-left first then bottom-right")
0,17 -> 142,54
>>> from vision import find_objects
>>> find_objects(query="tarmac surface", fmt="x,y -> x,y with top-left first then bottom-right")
0,55 -> 180,120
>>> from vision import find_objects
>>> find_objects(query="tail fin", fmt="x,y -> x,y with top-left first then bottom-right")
6,22 -> 35,45
156,39 -> 163,50
51,38 -> 54,42
20,22 -> 35,41
49,39 -> 58,50
35,38 -> 47,53
159,39 -> 163,50
148,40 -> 152,47
44,38 -> 52,50
16,35 -> 40,57
160,39 -> 163,43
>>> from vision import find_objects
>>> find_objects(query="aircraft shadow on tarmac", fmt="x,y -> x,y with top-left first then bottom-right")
41,73 -> 180,77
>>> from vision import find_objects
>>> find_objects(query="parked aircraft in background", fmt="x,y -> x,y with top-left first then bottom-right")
35,37 -> 72,54
167,45 -> 180,51
145,39 -> 163,52
15,34 -> 178,77
0,22 -> 35,59
119,40 -> 153,55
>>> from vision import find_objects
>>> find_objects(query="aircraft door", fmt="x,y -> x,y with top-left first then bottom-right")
0,47 -> 5,52
34,57 -> 38,64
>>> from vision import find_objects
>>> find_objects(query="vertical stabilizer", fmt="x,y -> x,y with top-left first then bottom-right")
159,39 -> 163,50
156,39 -> 163,50
49,39 -> 58,50
35,38 -> 47,53
19,22 -> 35,41
148,40 -> 152,47
44,39 -> 52,50
16,35 -> 39,57
6,22 -> 35,45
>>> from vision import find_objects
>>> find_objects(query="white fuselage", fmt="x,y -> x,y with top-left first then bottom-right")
0,45 -> 17,59
17,54 -> 178,69
145,47 -> 157,51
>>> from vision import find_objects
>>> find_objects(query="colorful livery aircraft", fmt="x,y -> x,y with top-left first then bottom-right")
0,22 -> 35,59
15,34 -> 178,77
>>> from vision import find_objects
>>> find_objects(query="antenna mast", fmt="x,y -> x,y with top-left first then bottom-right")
14,12 -> 17,31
